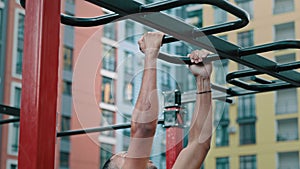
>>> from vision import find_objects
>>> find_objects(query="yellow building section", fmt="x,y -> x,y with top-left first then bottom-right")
202,0 -> 300,168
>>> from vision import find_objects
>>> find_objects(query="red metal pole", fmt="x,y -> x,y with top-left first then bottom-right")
166,127 -> 183,169
18,0 -> 60,169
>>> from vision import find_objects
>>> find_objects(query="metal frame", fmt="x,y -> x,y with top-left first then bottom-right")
6,0 -> 300,169
19,0 -> 300,97
17,0 -> 61,169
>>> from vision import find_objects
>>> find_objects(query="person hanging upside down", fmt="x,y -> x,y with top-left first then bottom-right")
102,32 -> 213,169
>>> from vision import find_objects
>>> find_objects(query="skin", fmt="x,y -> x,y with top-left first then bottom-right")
111,33 -> 212,169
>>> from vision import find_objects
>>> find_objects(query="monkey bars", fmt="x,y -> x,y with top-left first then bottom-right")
3,0 -> 300,169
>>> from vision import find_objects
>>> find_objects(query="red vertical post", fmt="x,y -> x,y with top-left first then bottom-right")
166,127 -> 183,169
18,0 -> 60,169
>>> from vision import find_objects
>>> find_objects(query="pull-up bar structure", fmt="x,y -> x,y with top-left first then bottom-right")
18,0 -> 60,169
4,0 -> 299,169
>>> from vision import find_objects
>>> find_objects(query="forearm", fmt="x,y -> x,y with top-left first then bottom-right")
173,79 -> 212,169
131,50 -> 159,138
188,77 -> 212,145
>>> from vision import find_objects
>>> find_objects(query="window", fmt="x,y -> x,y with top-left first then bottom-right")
125,21 -> 135,43
0,8 -> 3,56
13,87 -> 22,108
214,7 -> 227,24
236,0 -> 254,19
103,22 -> 116,40
66,0 -> 75,4
11,122 -> 19,153
275,54 -> 298,114
237,30 -> 254,48
175,44 -> 189,56
100,110 -> 115,137
60,152 -> 70,168
13,10 -> 25,77
238,95 -> 256,119
61,115 -> 71,140
278,151 -> 299,169
101,77 -> 115,104
62,81 -> 72,96
63,46 -> 73,71
277,118 -> 298,141
276,88 -> 298,114
9,164 -> 17,169
145,0 -> 154,4
239,123 -> 256,145
274,22 -> 295,41
214,59 -> 229,85
124,81 -> 133,103
8,84 -> 21,155
161,65 -> 171,90
124,51 -> 134,75
122,115 -> 131,151
102,44 -> 116,72
215,100 -> 229,147
187,9 -> 203,27
216,157 -> 229,169
216,124 -> 229,147
240,155 -> 256,169
6,160 -> 18,169
215,101 -> 229,122
273,0 -> 294,14
100,143 -> 113,169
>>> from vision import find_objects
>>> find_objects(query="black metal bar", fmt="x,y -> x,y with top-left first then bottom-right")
20,0 -> 250,32
61,13 -> 122,27
226,68 -> 297,92
0,118 -> 20,125
228,79 -> 296,92
158,52 -> 220,65
140,0 -> 249,35
19,0 -> 300,95
206,38 -> 300,86
57,120 -> 165,137
239,40 -> 300,56
0,104 -> 20,117
276,61 -> 300,72
250,76 -> 273,84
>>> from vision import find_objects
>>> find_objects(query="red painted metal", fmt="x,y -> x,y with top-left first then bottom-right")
18,0 -> 60,169
166,127 -> 183,169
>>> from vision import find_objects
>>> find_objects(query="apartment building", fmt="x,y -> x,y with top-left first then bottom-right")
202,0 -> 300,168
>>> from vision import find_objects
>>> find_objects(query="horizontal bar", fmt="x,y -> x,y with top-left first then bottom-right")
180,85 -> 233,104
57,120 -> 164,137
226,60 -> 300,91
140,0 -> 249,35
250,76 -> 273,84
21,0 -> 250,32
158,52 -> 220,65
239,40 -> 300,56
276,61 -> 300,72
0,118 -> 20,125
0,104 -> 20,116
228,79 -> 296,92
61,13 -> 121,27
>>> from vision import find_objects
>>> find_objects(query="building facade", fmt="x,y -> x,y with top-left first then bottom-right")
0,0 -> 104,169
202,0 -> 300,168
0,0 -> 24,168
1,0 -> 299,169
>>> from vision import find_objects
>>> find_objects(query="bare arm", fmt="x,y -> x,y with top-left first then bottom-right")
173,50 -> 213,169
123,32 -> 164,169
